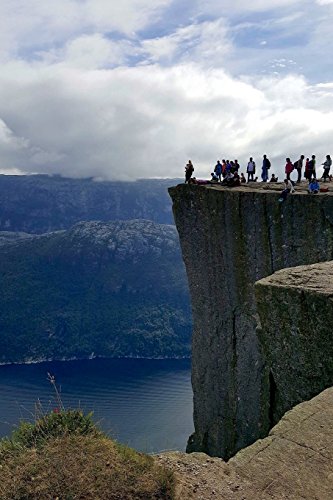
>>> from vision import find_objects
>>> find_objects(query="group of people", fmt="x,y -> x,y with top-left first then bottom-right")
283,154 -> 332,183
185,154 -> 332,196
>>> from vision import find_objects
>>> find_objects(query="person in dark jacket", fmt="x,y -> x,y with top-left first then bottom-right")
185,160 -> 194,183
295,155 -> 305,183
214,161 -> 222,181
307,155 -> 316,180
261,154 -> 271,182
269,173 -> 278,182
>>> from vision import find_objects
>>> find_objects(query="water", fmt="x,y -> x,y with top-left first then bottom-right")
0,358 -> 193,453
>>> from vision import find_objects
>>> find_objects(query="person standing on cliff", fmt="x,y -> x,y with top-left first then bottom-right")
247,157 -> 256,182
294,155 -> 305,183
185,160 -> 194,183
234,159 -> 240,173
285,158 -> 294,181
321,155 -> 332,182
261,155 -> 271,182
307,155 -> 316,180
304,157 -> 310,180
214,160 -> 222,182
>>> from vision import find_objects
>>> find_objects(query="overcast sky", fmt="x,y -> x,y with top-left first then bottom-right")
0,0 -> 333,180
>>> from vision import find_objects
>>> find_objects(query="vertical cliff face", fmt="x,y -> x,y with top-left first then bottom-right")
255,261 -> 333,425
169,184 -> 333,459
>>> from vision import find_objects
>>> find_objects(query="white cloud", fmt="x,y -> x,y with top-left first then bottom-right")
0,60 -> 333,181
0,0 -> 333,183
142,19 -> 232,65
60,35 -> 135,69
0,0 -> 172,61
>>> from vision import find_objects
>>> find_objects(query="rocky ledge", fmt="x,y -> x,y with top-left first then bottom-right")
156,386 -> 333,499
256,260 -> 333,425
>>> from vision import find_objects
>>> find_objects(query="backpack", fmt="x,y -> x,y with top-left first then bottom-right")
266,159 -> 271,169
293,161 -> 298,170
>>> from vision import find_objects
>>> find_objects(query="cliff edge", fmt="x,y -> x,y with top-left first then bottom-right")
156,386 -> 333,499
169,182 -> 333,459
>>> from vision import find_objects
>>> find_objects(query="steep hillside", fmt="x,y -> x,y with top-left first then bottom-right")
0,175 -> 178,233
0,220 -> 191,364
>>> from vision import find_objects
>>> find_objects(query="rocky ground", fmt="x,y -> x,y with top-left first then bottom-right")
155,387 -> 333,499
205,179 -> 333,194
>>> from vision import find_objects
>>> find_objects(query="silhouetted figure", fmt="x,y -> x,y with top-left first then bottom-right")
262,154 -> 271,182
214,161 -> 222,181
185,160 -> 194,183
307,155 -> 316,180
294,155 -> 304,183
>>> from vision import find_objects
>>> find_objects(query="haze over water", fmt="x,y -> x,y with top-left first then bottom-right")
0,358 -> 193,453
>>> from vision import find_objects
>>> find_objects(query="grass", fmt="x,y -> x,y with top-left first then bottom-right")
0,405 -> 175,499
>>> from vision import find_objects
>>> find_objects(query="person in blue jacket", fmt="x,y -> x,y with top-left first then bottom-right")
214,161 -> 222,181
308,178 -> 320,194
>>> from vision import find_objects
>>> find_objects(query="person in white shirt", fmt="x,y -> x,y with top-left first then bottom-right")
321,155 -> 332,182
246,157 -> 256,182
279,178 -> 295,202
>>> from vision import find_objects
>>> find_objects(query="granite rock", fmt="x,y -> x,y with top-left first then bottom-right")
169,182 -> 333,459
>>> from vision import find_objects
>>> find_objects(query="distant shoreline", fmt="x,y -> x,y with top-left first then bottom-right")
0,354 -> 191,368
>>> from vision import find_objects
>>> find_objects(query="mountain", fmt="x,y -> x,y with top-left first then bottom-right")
0,175 -> 180,234
0,220 -> 191,364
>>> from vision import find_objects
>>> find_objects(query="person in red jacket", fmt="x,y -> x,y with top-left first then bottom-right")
285,158 -> 294,180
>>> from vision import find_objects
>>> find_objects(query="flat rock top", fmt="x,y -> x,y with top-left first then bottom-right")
171,180 -> 333,196
256,260 -> 333,294
155,387 -> 333,499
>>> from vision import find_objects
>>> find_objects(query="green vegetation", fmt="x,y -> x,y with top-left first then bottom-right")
0,410 -> 175,499
0,220 -> 192,363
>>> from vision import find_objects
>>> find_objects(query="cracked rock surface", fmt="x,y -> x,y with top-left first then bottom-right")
156,387 -> 333,499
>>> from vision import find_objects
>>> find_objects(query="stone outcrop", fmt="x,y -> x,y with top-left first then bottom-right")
156,386 -> 333,499
255,260 -> 333,425
169,182 -> 333,459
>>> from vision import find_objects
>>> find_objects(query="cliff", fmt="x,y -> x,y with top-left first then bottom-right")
169,182 -> 333,459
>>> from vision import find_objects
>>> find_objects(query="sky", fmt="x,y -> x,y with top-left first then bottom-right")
0,0 -> 333,181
